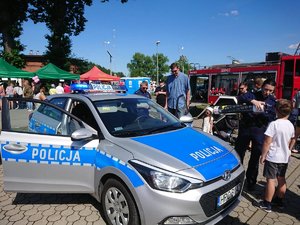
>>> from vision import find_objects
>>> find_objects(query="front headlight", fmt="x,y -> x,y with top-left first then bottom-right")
129,160 -> 203,193
150,170 -> 191,192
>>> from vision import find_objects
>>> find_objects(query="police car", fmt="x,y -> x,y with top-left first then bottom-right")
0,93 -> 245,225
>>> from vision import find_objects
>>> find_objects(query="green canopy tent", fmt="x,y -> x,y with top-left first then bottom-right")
0,58 -> 35,78
35,63 -> 79,80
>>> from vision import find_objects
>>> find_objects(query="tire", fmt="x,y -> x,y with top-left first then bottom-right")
101,178 -> 140,225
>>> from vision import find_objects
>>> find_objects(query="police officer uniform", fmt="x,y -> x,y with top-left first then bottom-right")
235,90 -> 276,190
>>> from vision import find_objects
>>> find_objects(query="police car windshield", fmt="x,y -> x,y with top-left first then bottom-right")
95,98 -> 181,137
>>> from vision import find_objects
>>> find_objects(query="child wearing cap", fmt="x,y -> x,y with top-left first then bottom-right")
259,99 -> 295,212
202,107 -> 214,134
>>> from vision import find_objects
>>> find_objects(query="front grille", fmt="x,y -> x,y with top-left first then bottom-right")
199,171 -> 245,217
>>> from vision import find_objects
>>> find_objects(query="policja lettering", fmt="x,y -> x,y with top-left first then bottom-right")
190,146 -> 223,161
32,148 -> 80,162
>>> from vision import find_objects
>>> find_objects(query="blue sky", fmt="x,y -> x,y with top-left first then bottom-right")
21,0 -> 300,76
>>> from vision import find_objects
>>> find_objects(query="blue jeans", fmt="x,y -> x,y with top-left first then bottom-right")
26,102 -> 33,110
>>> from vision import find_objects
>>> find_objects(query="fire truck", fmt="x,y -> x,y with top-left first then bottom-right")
189,52 -> 300,104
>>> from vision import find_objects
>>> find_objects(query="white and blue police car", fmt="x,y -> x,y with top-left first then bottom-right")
0,93 -> 245,225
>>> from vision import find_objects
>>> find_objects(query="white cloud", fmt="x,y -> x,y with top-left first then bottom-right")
288,43 -> 300,49
218,10 -> 239,17
230,10 -> 239,16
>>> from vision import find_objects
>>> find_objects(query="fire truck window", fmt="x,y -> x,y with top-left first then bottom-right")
296,60 -> 300,76
210,74 -> 238,96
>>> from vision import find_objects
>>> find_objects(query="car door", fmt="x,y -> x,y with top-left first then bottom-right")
0,97 -> 99,193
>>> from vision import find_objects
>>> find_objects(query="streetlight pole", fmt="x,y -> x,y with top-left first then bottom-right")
156,41 -> 160,85
107,50 -> 112,75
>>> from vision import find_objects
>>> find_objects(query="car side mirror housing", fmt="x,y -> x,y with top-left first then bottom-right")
71,128 -> 97,141
179,114 -> 193,125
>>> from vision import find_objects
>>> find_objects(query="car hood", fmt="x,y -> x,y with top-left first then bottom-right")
115,127 -> 239,181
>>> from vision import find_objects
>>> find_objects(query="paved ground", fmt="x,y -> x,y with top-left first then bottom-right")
0,117 -> 299,224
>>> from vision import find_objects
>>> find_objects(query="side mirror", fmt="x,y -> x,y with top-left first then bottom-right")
179,114 -> 193,125
71,128 -> 97,141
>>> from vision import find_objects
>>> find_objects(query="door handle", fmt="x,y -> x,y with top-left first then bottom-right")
3,144 -> 27,153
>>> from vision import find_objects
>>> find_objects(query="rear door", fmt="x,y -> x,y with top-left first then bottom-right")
0,97 -> 99,193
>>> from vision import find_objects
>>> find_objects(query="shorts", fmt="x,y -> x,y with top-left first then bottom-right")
263,160 -> 288,179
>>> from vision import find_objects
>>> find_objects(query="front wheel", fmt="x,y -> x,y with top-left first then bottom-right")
101,178 -> 140,225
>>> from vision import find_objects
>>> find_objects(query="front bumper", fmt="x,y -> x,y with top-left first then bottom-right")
135,166 -> 245,225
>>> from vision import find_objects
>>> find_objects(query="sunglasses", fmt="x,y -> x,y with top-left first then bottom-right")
142,87 -> 148,90
171,69 -> 178,73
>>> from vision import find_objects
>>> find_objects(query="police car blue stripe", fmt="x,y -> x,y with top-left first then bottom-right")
132,128 -> 239,180
1,141 -> 144,188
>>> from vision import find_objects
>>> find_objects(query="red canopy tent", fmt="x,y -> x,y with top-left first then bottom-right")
80,66 -> 120,81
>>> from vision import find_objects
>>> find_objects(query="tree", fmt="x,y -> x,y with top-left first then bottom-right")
127,53 -> 155,78
28,0 -> 93,70
151,53 -> 169,81
0,0 -> 29,68
177,55 -> 189,74
127,52 -> 169,80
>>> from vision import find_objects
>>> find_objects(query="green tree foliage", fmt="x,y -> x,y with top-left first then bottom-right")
177,55 -> 189,74
127,53 -> 155,78
28,0 -> 93,70
127,53 -> 169,80
0,0 -> 29,68
151,53 -> 169,81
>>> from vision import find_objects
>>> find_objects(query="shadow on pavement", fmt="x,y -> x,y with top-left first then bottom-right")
13,192 -> 103,213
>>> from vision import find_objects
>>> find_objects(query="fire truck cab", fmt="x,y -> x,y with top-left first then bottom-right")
189,52 -> 300,104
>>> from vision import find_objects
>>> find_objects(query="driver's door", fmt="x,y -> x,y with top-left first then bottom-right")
0,98 -> 99,193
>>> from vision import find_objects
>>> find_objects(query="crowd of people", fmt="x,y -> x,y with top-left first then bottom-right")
0,78 -> 71,111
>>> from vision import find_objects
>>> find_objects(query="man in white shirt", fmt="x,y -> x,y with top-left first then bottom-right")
56,83 -> 64,94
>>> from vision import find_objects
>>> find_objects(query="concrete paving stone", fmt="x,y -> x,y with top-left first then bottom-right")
2,204 -> 17,211
262,217 -> 275,224
247,210 -> 266,224
52,218 -> 69,225
41,208 -> 56,217
73,219 -> 88,225
60,208 -> 74,217
28,212 -> 43,222
32,218 -> 50,225
47,213 -> 62,222
0,219 -> 10,225
13,220 -> 31,225
66,212 -> 80,222
37,205 -> 51,211
237,213 -> 249,223
20,205 -> 34,211
228,211 -> 239,218
24,208 -> 38,216
266,212 -> 279,219
0,212 -> 5,220
8,212 -> 25,222
78,208 -> 92,217
233,206 -> 244,213
5,208 -> 21,216
54,205 -> 68,212
92,220 -> 106,225
278,216 -> 294,224
73,205 -> 86,211
0,195 -> 10,203
85,212 -> 101,222
237,201 -> 249,208
243,209 -> 255,217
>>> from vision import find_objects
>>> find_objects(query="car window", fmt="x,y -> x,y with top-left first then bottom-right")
49,97 -> 68,109
4,98 -> 84,136
70,100 -> 99,131
37,104 -> 63,121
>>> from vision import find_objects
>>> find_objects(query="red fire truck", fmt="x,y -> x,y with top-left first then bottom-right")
189,52 -> 300,104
